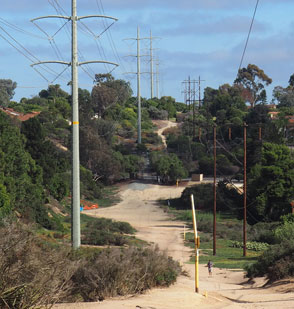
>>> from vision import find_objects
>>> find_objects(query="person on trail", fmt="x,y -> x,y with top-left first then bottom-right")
207,260 -> 213,276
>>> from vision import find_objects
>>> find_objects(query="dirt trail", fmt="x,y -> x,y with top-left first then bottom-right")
54,182 -> 294,309
54,120 -> 294,308
153,120 -> 177,147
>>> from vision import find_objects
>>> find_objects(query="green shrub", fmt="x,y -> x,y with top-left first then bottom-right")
247,222 -> 277,244
71,246 -> 181,301
274,215 -> 294,243
142,132 -> 162,145
179,184 -> 213,210
246,240 -> 294,281
82,217 -> 135,246
230,241 -> 269,251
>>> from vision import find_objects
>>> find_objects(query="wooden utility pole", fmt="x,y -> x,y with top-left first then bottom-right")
259,126 -> 262,140
213,125 -> 217,256
243,123 -> 247,256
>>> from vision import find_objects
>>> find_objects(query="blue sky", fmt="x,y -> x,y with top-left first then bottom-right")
1,0 -> 294,103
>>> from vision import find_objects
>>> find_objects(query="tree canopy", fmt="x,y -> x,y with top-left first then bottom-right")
247,142 -> 294,222
234,64 -> 272,107
0,79 -> 17,107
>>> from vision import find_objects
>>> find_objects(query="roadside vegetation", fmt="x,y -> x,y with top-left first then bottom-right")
0,221 -> 181,307
166,182 -> 294,280
2,63 -> 294,306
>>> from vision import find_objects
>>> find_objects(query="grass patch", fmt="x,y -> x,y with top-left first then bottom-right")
97,186 -> 121,207
162,199 -> 263,270
187,238 -> 260,269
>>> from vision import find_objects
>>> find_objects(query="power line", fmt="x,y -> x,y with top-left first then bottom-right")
238,0 -> 260,72
0,17 -> 47,40
95,0 -> 127,75
0,24 -> 67,83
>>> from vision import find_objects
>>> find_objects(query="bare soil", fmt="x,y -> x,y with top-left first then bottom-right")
54,182 -> 294,309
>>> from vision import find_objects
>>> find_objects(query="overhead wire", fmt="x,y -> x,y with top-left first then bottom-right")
0,17 -> 47,40
95,0 -> 126,74
189,124 -> 263,224
51,0 -> 115,78
48,0 -> 94,79
237,0 -> 260,73
0,24 -> 68,84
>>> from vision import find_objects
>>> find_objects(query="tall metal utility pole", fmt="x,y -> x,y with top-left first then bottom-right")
192,79 -> 196,137
124,28 -> 149,144
182,76 -> 197,137
31,0 -> 118,249
155,61 -> 160,98
182,77 -> 197,108
150,30 -> 154,99
71,0 -> 80,249
137,26 -> 142,144
148,30 -> 160,99
198,76 -> 205,109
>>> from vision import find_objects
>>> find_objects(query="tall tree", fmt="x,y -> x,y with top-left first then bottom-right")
91,74 -> 133,118
247,142 -> 294,222
0,79 -> 17,107
39,84 -> 69,99
234,64 -> 272,107
0,111 -> 46,223
273,85 -> 294,108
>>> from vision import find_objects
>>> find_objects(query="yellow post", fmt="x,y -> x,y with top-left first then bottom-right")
184,224 -> 186,240
176,179 -> 179,187
190,194 -> 199,293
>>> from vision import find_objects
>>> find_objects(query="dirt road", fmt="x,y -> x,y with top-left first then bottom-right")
54,182 -> 294,309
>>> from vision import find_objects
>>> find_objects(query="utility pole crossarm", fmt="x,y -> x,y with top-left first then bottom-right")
31,15 -> 118,22
78,15 -> 118,21
31,15 -> 70,22
79,60 -> 118,67
31,61 -> 70,66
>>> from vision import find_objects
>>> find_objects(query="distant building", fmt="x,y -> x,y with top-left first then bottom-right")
268,111 -> 279,119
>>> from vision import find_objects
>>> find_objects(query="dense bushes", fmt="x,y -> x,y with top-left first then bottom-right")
71,246 -> 181,301
0,221 -> 78,308
150,151 -> 187,184
246,217 -> 294,281
82,217 -> 135,246
0,221 -> 181,307
179,184 -> 213,210
246,240 -> 294,282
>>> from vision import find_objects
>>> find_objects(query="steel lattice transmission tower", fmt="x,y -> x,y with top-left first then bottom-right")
31,0 -> 118,249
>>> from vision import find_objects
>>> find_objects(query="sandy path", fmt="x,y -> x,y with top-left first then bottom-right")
54,182 -> 294,309
153,120 -> 178,147
54,120 -> 294,308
